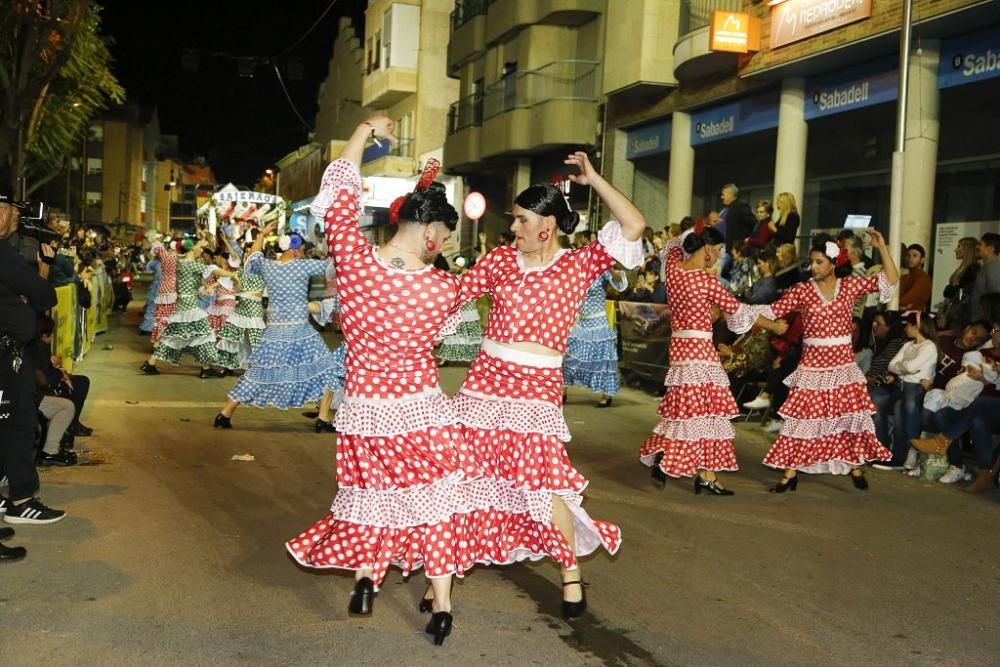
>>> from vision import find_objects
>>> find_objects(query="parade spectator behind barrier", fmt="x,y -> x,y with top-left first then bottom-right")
746,200 -> 775,248
770,192 -> 800,246
28,326 -> 78,467
937,237 -> 979,328
629,268 -> 665,303
866,311 -> 906,453
0,197 -> 66,532
773,243 -> 803,291
718,184 -> 755,254
871,311 -> 939,470
912,319 -> 1000,491
969,233 -> 1000,322
744,247 -> 780,305
899,243 -> 932,312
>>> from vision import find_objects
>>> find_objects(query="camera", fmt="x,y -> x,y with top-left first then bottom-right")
0,194 -> 57,240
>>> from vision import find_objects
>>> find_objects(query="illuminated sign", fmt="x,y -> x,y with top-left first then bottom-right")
709,12 -> 760,54
770,0 -> 872,49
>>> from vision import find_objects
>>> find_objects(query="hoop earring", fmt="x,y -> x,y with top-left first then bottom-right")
425,240 -> 436,252
538,231 -> 550,242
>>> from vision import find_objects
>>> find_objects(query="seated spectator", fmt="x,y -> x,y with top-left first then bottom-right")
769,192 -> 800,246
746,200 -> 774,248
629,269 -> 665,303
742,310 -> 804,433
969,232 -> 1000,322
773,243 -> 803,291
871,312 -> 939,470
729,240 -> 754,297
744,247 -> 779,305
28,335 -> 77,467
912,318 -> 1000,491
866,311 -> 906,450
35,316 -> 93,436
899,243 -> 932,312
853,316 -> 873,373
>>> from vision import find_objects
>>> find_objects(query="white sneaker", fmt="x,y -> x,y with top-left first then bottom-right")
903,448 -> 920,470
764,419 -> 784,433
744,395 -> 771,410
938,465 -> 965,484
905,467 -> 921,478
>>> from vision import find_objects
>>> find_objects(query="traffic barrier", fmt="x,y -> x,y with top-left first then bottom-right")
50,273 -> 115,372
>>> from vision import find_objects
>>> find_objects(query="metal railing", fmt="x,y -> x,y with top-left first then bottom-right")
678,0 -> 742,36
388,137 -> 414,158
482,60 -> 600,120
450,0 -> 488,31
447,93 -> 485,135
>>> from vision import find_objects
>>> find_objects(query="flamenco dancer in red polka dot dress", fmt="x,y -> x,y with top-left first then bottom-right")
452,152 -> 646,620
761,230 -> 899,492
286,118 -> 484,646
639,226 -> 787,494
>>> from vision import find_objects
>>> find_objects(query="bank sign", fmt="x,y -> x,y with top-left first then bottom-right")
770,0 -> 872,49
940,25 -> 1000,89
805,57 -> 897,119
626,120 -> 671,160
691,92 -> 779,146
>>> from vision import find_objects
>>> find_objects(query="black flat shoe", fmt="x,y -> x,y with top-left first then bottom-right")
140,362 -> 160,375
769,475 -> 798,493
425,611 -> 453,646
199,368 -> 224,379
314,418 -> 336,433
0,542 -> 26,562
850,470 -> 869,490
301,410 -> 319,419
650,451 -> 667,489
37,450 -> 77,467
69,423 -> 93,437
213,414 -> 232,429
0,527 -> 13,541
348,577 -> 375,616
561,580 -> 587,620
597,396 -> 613,408
694,476 -> 735,496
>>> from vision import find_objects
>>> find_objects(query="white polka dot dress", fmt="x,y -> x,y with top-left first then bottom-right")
226,253 -> 343,409
563,271 -> 627,396
286,159 -> 490,587
452,223 -> 643,568
761,274 -> 896,474
639,239 -> 767,478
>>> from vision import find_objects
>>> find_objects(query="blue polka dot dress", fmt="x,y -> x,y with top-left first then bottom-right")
139,258 -> 161,334
563,271 -> 627,396
227,253 -> 344,409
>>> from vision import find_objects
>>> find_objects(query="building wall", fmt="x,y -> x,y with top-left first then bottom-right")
314,17 -> 369,146
603,0 -> 679,94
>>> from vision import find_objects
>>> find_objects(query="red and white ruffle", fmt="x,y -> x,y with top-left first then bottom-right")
335,387 -> 459,437
597,220 -> 644,270
453,390 -> 571,441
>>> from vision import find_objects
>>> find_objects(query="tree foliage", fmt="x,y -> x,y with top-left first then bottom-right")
0,1 -> 125,197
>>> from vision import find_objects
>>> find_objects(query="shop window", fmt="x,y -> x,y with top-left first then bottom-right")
86,157 -> 103,175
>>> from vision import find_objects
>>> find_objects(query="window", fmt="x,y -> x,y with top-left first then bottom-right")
86,157 -> 103,175
85,191 -> 102,207
88,124 -> 103,142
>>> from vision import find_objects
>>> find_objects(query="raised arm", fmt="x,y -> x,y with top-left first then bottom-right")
866,229 -> 898,286
565,151 -> 645,242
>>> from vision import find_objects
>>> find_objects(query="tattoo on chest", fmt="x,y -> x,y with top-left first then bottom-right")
390,257 -> 406,269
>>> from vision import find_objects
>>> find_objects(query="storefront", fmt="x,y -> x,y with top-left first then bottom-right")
625,120 -> 671,229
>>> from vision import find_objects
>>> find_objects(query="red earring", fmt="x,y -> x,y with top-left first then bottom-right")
425,240 -> 436,251
538,231 -> 550,241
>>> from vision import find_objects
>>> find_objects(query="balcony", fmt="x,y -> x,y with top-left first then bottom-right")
480,60 -> 600,159
444,93 -> 485,171
447,0 -> 488,77
362,66 -> 418,108
361,138 -> 416,178
673,0 -> 743,83
485,0 -> 604,46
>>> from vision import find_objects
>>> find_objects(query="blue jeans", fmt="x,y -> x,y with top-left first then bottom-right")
869,383 -> 895,454
970,395 -> 1000,469
892,381 -> 926,462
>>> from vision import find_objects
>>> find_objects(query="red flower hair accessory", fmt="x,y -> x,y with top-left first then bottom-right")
825,240 -> 850,268
389,158 -> 442,224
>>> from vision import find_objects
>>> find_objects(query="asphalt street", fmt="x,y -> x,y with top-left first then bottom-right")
2,289 -> 999,666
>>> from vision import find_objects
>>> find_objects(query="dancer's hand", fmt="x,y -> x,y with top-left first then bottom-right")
770,319 -> 788,335
565,151 -> 597,187
863,229 -> 887,248
363,116 -> 398,143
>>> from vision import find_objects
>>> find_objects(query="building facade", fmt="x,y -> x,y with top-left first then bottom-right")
602,0 -> 1000,263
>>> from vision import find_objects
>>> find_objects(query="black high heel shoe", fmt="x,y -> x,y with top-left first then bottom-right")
314,418 -> 336,433
694,476 -> 735,495
140,361 -> 160,375
769,475 -> 798,493
425,611 -> 453,646
418,597 -> 434,614
213,414 -> 232,429
650,452 -> 667,489
561,580 -> 587,620
348,577 -> 375,616
850,470 -> 869,490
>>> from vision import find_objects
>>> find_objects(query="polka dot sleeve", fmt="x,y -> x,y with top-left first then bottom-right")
577,242 -> 616,286
702,272 -> 765,334
763,281 -> 805,321
243,251 -> 265,277
320,160 -> 370,266
596,219 -> 644,269
848,272 -> 895,304
458,247 -> 498,305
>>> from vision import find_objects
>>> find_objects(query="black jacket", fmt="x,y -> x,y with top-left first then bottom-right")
0,237 -> 57,343
772,211 -> 800,246
724,200 -> 756,249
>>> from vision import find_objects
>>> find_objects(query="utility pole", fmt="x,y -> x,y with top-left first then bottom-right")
887,0 -> 913,311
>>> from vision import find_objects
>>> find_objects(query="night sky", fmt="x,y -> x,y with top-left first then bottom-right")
100,0 -> 366,186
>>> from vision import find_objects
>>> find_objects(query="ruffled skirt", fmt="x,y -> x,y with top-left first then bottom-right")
563,317 -> 619,395
639,358 -> 738,478
228,321 -> 343,409
436,304 -> 483,363
215,300 -> 266,370
762,356 -> 891,475
454,346 -> 621,569
154,305 -> 219,366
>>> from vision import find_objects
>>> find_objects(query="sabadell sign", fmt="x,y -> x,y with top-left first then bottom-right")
940,25 -> 1000,89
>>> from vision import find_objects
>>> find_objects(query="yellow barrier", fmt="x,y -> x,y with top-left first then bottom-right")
52,285 -> 77,372
50,273 -> 115,371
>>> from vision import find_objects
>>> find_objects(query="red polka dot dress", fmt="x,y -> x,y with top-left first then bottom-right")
286,160 -> 488,588
761,274 -> 896,474
149,243 -> 176,346
639,237 -> 767,478
453,224 -> 644,569
204,266 -> 237,337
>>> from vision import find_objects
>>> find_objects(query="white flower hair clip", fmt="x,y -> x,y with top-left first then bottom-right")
824,241 -> 840,261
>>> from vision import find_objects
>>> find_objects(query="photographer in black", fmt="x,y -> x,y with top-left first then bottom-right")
0,195 -> 67,562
